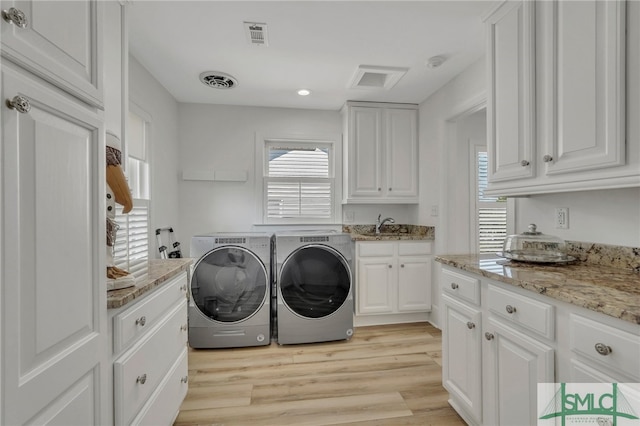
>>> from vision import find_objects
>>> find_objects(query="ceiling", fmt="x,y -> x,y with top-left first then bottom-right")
128,1 -> 493,111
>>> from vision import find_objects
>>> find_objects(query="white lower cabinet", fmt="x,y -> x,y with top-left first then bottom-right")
356,241 -> 432,324
441,264 -> 640,425
109,271 -> 189,425
441,266 -> 554,426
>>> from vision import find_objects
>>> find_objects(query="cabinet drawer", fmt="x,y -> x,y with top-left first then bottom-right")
487,284 -> 554,340
398,241 -> 432,256
131,347 -> 188,426
114,271 -> 188,353
441,268 -> 480,305
114,301 -> 188,426
357,242 -> 395,257
570,314 -> 640,380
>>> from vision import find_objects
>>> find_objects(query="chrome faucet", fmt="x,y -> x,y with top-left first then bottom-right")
376,214 -> 395,234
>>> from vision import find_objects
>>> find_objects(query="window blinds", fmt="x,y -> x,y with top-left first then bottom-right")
113,199 -> 149,278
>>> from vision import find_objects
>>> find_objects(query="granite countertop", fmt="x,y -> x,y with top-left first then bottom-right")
343,224 -> 435,241
107,258 -> 193,309
435,254 -> 640,325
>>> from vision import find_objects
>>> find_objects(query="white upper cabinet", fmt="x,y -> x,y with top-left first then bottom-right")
486,0 -> 536,183
342,101 -> 418,203
485,0 -> 637,196
1,0 -> 104,107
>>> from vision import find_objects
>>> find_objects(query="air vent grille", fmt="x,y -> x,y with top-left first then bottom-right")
244,22 -> 268,46
199,72 -> 238,89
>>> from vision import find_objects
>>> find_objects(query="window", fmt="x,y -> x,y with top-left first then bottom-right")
475,148 -> 507,253
261,138 -> 336,223
113,106 -> 151,277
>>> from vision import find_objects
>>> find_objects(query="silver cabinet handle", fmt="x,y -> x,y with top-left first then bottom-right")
136,374 -> 147,384
180,324 -> 187,332
505,305 -> 516,314
388,188 -> 392,191
135,316 -> 146,326
181,376 -> 188,384
6,95 -> 31,114
378,188 -> 382,191
450,283 -> 459,290
388,264 -> 392,268
2,7 -> 28,28
543,155 -> 553,162
520,160 -> 530,167
179,284 -> 187,292
594,343 -> 612,356
466,322 -> 475,329
400,264 -> 405,268
485,332 -> 494,340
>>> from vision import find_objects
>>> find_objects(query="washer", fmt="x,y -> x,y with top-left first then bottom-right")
274,231 -> 354,344
189,232 -> 271,348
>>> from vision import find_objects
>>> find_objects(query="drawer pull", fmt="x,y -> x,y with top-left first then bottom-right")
594,343 -> 612,356
466,322 -> 476,330
450,283 -> 459,290
388,264 -> 392,268
543,154 -> 553,163
6,95 -> 31,114
400,264 -> 405,268
180,324 -> 187,332
505,305 -> 516,314
136,374 -> 147,385
135,316 -> 146,327
485,332 -> 494,341
520,160 -> 530,167
181,376 -> 188,384
2,7 -> 28,28
180,284 -> 187,292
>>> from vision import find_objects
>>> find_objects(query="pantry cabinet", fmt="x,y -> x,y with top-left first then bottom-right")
484,0 -> 634,196
1,0 -> 104,107
356,241 -> 431,325
342,102 -> 418,203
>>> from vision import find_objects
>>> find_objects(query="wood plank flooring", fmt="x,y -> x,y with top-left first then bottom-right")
174,322 -> 465,426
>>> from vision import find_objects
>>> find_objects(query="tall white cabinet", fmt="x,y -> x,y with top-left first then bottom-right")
485,0 -> 636,196
342,101 -> 419,203
1,0 -> 107,424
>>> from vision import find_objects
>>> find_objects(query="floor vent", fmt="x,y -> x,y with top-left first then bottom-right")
244,22 -> 268,46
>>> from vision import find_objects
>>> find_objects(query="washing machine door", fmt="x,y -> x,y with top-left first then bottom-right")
191,246 -> 268,323
279,244 -> 351,319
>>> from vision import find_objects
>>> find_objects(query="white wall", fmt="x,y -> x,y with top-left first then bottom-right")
129,55 -> 180,257
177,104 -> 343,256
515,188 -> 640,246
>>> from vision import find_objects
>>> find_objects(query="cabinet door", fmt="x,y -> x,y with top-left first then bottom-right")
1,67 -> 106,424
542,0 -> 625,175
483,317 -> 554,426
348,106 -> 383,198
0,0 -> 103,107
486,0 -> 536,183
441,295 -> 483,424
356,257 -> 394,314
385,108 -> 418,198
397,256 -> 431,312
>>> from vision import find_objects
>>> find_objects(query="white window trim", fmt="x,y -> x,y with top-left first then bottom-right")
254,133 -> 343,225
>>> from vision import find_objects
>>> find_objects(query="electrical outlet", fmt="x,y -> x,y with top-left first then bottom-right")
343,210 -> 355,223
430,205 -> 439,217
555,207 -> 569,229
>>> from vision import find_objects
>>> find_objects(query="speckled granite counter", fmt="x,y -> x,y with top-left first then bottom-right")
435,254 -> 640,325
344,224 -> 435,241
107,258 -> 192,309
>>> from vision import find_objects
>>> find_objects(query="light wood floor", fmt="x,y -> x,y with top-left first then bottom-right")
174,322 -> 465,426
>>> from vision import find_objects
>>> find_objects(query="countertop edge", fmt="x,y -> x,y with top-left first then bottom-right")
435,255 -> 640,326
107,258 -> 193,310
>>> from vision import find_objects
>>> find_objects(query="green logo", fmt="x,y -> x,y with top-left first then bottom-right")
539,383 -> 639,425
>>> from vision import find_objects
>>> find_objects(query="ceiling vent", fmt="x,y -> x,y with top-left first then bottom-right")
199,72 -> 238,89
349,65 -> 409,90
244,22 -> 268,46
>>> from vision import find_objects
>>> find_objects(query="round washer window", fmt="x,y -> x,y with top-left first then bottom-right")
280,245 -> 351,319
191,247 -> 267,323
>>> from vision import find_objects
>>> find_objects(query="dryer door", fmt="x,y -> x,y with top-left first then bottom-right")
191,246 -> 268,323
279,245 -> 351,319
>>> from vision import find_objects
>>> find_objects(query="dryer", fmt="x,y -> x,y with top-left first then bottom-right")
274,231 -> 354,344
189,232 -> 271,348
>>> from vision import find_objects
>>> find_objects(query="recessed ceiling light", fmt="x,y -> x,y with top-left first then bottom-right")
297,89 -> 311,96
